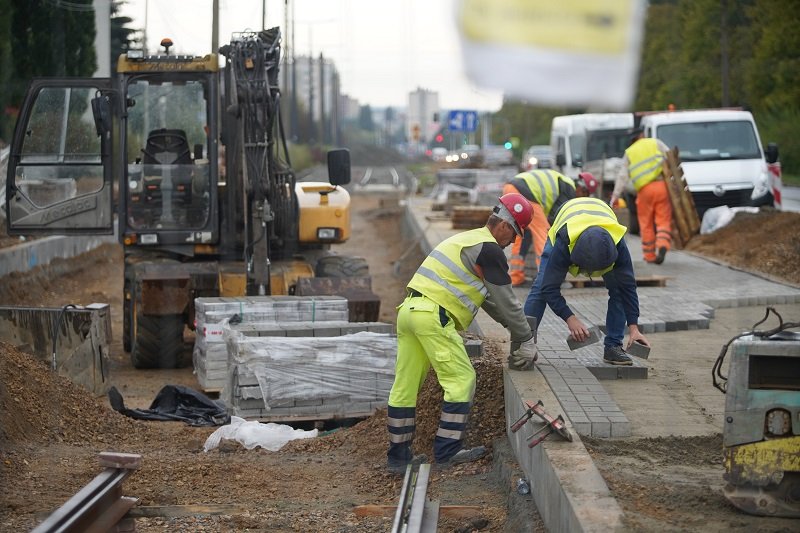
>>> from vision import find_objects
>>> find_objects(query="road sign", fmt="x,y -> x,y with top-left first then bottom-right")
448,110 -> 478,132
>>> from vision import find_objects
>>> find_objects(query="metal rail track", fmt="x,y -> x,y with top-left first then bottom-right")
391,463 -> 439,532
32,452 -> 141,533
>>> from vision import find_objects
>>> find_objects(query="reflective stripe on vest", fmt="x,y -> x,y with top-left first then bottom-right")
548,198 -> 627,277
511,170 -> 573,215
625,138 -> 664,191
407,227 -> 492,330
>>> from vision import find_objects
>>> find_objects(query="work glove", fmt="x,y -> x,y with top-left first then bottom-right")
508,335 -> 538,371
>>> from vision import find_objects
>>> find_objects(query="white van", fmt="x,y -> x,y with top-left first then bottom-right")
550,113 -> 634,180
639,109 -> 776,216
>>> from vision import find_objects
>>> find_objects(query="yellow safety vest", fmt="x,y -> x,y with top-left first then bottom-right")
548,198 -> 627,278
511,170 -> 575,216
407,227 -> 493,330
625,138 -> 665,192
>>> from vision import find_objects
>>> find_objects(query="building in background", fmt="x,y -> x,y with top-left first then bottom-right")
407,88 -> 439,152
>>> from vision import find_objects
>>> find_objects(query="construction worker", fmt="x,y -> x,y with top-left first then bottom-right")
523,197 -> 650,366
503,170 -> 598,286
610,128 -> 672,264
387,193 -> 539,474
575,172 -> 599,198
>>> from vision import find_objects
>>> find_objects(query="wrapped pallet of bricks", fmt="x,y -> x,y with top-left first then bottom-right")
221,327 -> 397,420
193,296 -> 351,391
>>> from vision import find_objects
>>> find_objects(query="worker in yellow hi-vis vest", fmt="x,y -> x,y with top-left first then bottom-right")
503,170 -> 598,286
386,193 -> 537,475
611,128 -> 672,264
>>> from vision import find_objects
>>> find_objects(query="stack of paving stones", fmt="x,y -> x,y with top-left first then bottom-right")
194,296 -> 352,390
193,295 -> 398,420
223,331 -> 396,419
530,268 -> 800,438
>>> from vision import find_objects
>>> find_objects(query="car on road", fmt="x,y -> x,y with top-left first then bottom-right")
520,145 -> 554,172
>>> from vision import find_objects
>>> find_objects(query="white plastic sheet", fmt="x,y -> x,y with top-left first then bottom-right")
700,206 -> 760,235
203,416 -> 318,452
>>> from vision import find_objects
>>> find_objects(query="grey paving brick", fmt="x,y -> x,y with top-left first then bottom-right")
610,420 -> 632,437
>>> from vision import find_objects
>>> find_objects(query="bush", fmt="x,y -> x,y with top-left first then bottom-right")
756,106 -> 800,177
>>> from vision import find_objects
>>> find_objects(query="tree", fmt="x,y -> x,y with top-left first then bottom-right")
358,105 -> 374,132
1,0 -> 96,142
110,0 -> 140,73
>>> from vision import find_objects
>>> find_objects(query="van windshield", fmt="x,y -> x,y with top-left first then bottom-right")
585,129 -> 630,161
657,120 -> 761,162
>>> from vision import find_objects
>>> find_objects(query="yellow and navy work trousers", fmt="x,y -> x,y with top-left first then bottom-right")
387,292 -> 476,464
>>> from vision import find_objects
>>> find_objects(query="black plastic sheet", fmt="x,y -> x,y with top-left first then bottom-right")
109,385 -> 230,427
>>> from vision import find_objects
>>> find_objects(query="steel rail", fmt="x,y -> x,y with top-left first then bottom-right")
391,463 -> 439,533
32,452 -> 141,533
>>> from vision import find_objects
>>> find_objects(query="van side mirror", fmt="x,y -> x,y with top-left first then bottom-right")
194,144 -> 204,160
327,148 -> 351,186
765,142 -> 779,164
555,153 -> 566,167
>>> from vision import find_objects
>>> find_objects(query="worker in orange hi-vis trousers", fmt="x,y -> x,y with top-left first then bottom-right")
610,128 -> 672,264
502,170 -> 598,286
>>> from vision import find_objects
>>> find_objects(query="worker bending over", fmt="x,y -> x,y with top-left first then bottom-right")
387,193 -> 538,474
610,128 -> 673,264
503,170 -> 598,286
523,197 -> 650,366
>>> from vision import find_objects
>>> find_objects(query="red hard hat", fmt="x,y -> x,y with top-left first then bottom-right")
497,192 -> 533,236
577,172 -> 598,194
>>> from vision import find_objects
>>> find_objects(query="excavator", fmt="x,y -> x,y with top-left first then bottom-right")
4,28 -> 378,368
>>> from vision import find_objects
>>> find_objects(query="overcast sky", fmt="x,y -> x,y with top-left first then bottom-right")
117,0 -> 504,111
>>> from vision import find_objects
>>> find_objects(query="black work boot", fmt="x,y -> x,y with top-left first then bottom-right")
655,246 -> 667,265
603,345 -> 633,366
387,454 -> 428,475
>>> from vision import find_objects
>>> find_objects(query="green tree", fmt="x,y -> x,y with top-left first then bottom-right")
358,105 -> 374,131
110,0 -> 140,73
0,0 -> 13,142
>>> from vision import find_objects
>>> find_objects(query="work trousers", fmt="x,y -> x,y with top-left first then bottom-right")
387,294 -> 476,464
524,240 -> 627,348
502,183 -> 549,286
636,180 -> 672,262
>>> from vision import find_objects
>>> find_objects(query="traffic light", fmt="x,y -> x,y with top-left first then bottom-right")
435,134 -> 444,143
503,140 -> 513,150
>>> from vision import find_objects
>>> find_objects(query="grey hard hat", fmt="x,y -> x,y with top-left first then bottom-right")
570,227 -> 618,272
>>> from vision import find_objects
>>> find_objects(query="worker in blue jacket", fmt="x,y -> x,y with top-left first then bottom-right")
523,197 -> 650,366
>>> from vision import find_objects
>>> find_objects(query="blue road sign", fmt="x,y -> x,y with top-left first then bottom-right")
448,110 -> 478,132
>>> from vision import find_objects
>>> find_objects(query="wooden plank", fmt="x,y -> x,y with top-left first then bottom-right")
127,504 -> 247,518
567,275 -> 670,288
663,148 -> 700,249
353,504 -> 483,519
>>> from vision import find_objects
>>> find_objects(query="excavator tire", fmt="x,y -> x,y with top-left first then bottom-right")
316,255 -> 370,279
122,279 -> 132,353
131,313 -> 184,369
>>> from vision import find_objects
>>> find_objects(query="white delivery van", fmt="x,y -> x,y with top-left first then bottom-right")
550,113 -> 634,180
639,109 -> 777,216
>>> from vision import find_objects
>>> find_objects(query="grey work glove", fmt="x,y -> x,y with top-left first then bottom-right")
508,335 -> 538,371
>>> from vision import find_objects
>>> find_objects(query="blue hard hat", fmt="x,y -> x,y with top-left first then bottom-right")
570,227 -> 618,272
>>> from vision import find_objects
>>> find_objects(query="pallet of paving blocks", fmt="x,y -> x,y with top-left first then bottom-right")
193,296 -> 352,391
222,329 -> 397,420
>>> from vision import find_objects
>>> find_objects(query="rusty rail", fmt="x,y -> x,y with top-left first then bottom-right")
32,452 -> 141,533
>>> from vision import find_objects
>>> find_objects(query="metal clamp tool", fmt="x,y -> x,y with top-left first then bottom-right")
510,400 -> 573,448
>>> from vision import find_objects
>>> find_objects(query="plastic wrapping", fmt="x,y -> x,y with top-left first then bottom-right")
221,327 -> 396,418
203,416 -> 318,451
